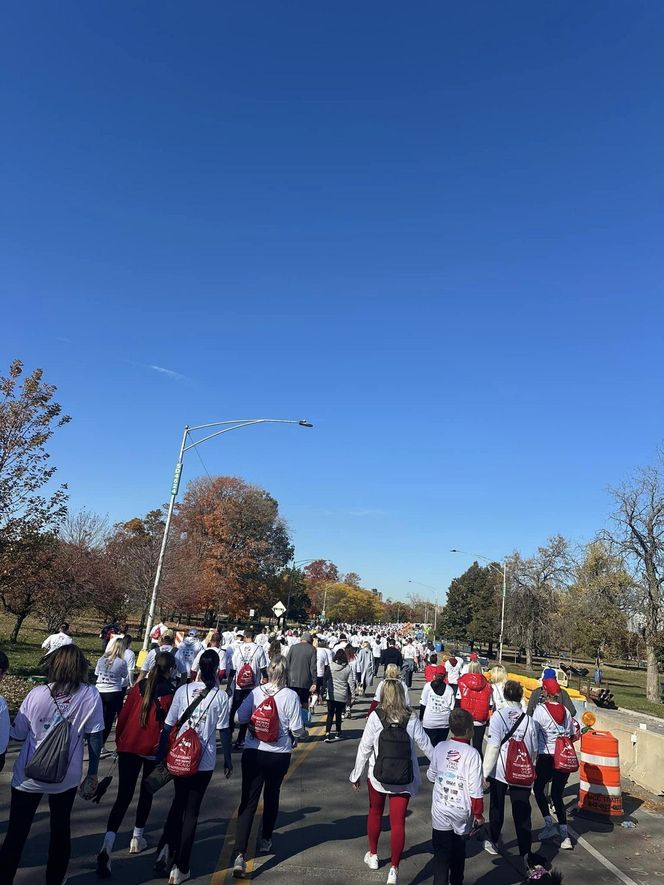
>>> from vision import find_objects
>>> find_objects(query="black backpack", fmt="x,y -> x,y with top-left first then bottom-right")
373,710 -> 413,786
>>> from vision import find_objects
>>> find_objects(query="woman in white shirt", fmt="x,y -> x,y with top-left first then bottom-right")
94,637 -> 129,744
232,655 -> 305,878
155,649 -> 231,884
350,679 -> 433,885
420,674 -> 456,746
372,663 -> 411,712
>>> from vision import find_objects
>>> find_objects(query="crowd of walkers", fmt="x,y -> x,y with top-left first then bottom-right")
0,621 -> 573,884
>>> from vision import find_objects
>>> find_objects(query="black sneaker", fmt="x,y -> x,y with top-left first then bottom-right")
96,848 -> 111,879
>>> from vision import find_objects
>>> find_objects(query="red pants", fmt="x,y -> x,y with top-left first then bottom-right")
367,780 -> 410,868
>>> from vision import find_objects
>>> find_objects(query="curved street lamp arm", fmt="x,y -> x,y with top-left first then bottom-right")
184,418 -> 307,452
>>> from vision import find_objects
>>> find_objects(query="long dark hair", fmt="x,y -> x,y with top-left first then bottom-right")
198,649 -> 221,689
333,649 -> 348,666
431,673 -> 447,696
48,645 -> 88,693
140,651 -> 175,728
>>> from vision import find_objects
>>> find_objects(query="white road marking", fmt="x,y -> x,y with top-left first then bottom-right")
569,826 -> 641,885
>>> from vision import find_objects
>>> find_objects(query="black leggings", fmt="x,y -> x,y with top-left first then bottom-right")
0,786 -> 77,885
424,726 -> 449,747
488,777 -> 532,857
325,700 -> 346,733
100,690 -> 125,743
231,689 -> 252,743
158,770 -> 213,874
472,723 -> 486,757
106,752 -> 156,833
534,754 -> 570,825
234,749 -> 290,854
432,827 -> 466,885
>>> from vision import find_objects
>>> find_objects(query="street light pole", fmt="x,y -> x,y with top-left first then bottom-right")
142,418 -> 313,651
450,549 -> 508,664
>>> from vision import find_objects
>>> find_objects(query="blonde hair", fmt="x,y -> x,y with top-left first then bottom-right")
384,663 -> 400,680
489,665 -> 507,684
103,637 -> 125,669
268,654 -> 288,689
379,678 -> 411,726
467,661 -> 482,674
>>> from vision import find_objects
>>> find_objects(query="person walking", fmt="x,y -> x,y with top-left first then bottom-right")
527,668 -> 577,717
231,655 -> 306,878
457,661 -> 491,756
371,635 -> 383,683
401,639 -> 417,688
175,629 -> 203,681
94,637 -> 130,748
381,638 -> 403,676
371,664 -> 411,717
324,648 -> 356,742
96,651 -> 178,877
285,631 -> 317,727
122,635 -> 136,689
421,673 -> 456,747
0,645 -> 105,885
137,632 -> 185,683
532,678 -> 577,851
350,678 -> 433,885
483,680 -> 540,876
488,665 -> 509,711
356,641 -> 374,695
427,708 -> 484,885
228,628 -> 269,750
41,623 -> 73,657
154,650 -> 232,884
444,653 -> 463,698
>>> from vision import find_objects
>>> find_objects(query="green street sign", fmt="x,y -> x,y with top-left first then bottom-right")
171,461 -> 183,496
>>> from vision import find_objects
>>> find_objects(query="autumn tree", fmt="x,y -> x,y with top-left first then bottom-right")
325,582 -> 383,623
505,536 -> 573,669
439,567 -> 475,644
106,510 -> 165,631
561,541 -> 633,662
0,360 -> 70,641
343,571 -> 362,588
166,476 -> 293,620
605,460 -> 664,702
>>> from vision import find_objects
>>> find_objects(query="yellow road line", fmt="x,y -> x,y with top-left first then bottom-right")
211,723 -> 326,883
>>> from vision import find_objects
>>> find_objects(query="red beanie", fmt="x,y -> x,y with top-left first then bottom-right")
542,678 -> 560,696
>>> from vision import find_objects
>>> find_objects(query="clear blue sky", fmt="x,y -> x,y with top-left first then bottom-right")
2,2 -> 663,603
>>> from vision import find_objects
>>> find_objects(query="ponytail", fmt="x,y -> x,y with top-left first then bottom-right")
198,649 -> 220,689
140,651 -> 175,728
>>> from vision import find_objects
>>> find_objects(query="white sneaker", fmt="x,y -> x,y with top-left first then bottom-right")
560,836 -> 573,850
387,866 -> 398,885
364,851 -> 379,870
483,839 -> 499,855
232,854 -> 246,878
129,836 -> 148,854
539,822 -> 558,841
259,838 -> 272,853
168,867 -> 191,884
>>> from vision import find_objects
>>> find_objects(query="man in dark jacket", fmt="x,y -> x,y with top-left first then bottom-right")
380,638 -> 403,675
526,667 -> 577,717
287,632 -> 318,726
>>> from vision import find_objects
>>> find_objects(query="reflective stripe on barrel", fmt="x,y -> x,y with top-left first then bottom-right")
578,729 -> 622,816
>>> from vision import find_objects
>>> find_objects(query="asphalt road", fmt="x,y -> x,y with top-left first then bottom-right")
1,672 -> 663,884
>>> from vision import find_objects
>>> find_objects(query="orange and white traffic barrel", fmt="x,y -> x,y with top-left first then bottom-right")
578,728 -> 623,817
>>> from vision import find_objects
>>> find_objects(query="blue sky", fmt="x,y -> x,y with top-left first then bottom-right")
2,2 -> 663,603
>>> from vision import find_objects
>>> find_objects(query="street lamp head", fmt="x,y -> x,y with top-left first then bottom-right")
298,420 -> 314,428
450,549 -> 459,553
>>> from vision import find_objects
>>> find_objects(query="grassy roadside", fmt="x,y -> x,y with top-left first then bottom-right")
502,658 -> 664,718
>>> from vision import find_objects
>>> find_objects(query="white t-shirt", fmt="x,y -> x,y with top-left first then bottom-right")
175,639 -> 203,676
237,684 -> 306,753
421,682 -> 456,729
231,643 -> 268,686
41,632 -> 73,655
192,647 -> 224,675
428,739 -> 483,834
123,649 -> 136,688
11,684 -> 104,793
166,681 -> 230,772
402,644 -> 417,661
373,679 -> 411,707
445,659 -> 463,686
316,647 -> 332,678
350,711 -> 433,797
484,704 -> 539,784
532,703 -> 574,755
140,644 -> 186,676
95,655 -> 129,693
